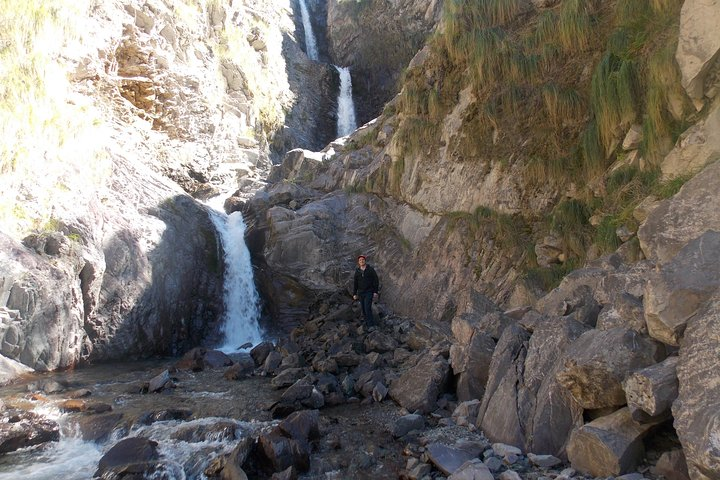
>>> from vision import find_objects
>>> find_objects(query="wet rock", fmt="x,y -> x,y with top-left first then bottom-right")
147,369 -> 171,393
59,399 -> 112,414
136,408 -> 192,425
393,414 -> 425,438
27,379 -> 67,394
0,410 -> 60,454
94,436 -> 159,478
389,353 -> 450,414
67,388 -> 92,399
76,413 -> 124,443
171,420 -> 239,443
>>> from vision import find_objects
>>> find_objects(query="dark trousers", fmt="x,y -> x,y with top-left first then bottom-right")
359,292 -> 375,325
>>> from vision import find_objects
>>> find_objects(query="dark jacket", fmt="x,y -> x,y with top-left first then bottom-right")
353,265 -> 379,295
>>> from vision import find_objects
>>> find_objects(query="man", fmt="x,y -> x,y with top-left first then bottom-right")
352,255 -> 380,326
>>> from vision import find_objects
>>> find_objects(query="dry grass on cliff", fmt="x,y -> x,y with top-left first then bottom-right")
0,0 -> 109,238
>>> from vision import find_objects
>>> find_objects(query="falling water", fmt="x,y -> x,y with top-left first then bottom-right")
299,0 -> 319,61
206,197 -> 263,352
336,65 -> 357,137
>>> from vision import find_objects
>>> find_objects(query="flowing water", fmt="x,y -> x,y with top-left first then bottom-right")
335,66 -> 357,137
205,197 -> 263,353
299,0 -> 319,61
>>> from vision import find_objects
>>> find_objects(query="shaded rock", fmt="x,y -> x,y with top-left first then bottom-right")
278,410 -> 320,443
528,453 -> 562,468
95,436 -> 159,478
59,399 -> 112,414
76,413 -> 124,443
136,409 -> 192,426
638,161 -> 720,264
271,368 -> 307,389
392,414 -> 425,438
175,347 -> 206,371
623,356 -> 678,419
644,231 -> 720,346
651,449 -> 690,480
389,353 -> 450,414
224,356 -> 256,380
426,442 -> 478,476
447,458 -> 494,480
263,351 -> 283,375
250,341 -> 275,366
451,330 -> 495,402
147,369 -> 171,393
364,330 -> 397,353
566,408 -> 662,477
203,350 -> 234,369
556,327 -> 664,409
673,293 -> 720,479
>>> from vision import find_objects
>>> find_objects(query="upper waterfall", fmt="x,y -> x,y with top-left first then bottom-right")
336,66 -> 358,137
299,0 -> 319,61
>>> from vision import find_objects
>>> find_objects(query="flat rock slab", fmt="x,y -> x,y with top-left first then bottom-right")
426,442 -> 478,475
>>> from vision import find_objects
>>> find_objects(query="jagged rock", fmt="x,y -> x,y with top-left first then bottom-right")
426,442 -> 478,475
250,342 -> 275,366
478,318 -> 588,458
555,327 -> 664,409
95,437 -> 160,478
675,0 -> 720,107
271,368 -> 307,389
447,458 -> 494,480
623,356 -> 678,419
263,351 -> 283,375
389,353 -> 450,414
639,160 -> 720,264
224,356 -> 256,380
651,449 -> 690,480
392,414 -> 425,438
673,293 -> 720,479
147,370 -> 171,393
450,330 -> 495,402
644,231 -> 720,345
662,103 -> 720,178
278,410 -> 320,443
0,410 -> 60,454
566,407 -> 662,477
203,350 -> 234,369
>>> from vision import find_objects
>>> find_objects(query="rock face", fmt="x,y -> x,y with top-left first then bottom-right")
326,0 -> 442,125
673,293 -> 720,479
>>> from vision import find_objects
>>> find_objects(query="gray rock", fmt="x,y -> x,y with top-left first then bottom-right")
95,437 -> 159,478
389,353 -> 450,414
651,449 -> 690,480
555,327 -> 664,409
426,442 -> 479,476
644,231 -> 720,346
673,293 -> 720,479
392,414 -> 425,438
447,459 -> 494,480
528,453 -> 562,468
675,0 -> 720,106
147,370 -> 171,393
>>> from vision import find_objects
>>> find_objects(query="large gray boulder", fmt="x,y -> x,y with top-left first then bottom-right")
389,352 -> 450,414
555,327 -> 665,409
476,318 -> 589,458
639,160 -> 720,265
644,231 -> 720,346
673,293 -> 720,479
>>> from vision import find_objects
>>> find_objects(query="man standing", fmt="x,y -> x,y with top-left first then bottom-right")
353,255 -> 379,326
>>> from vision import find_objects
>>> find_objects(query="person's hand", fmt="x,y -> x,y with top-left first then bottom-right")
373,293 -> 378,298
353,294 -> 358,301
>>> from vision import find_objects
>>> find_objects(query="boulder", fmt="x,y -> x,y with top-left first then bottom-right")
673,294 -> 720,479
623,356 -> 678,419
250,341 -> 275,366
639,160 -> 720,264
0,410 -> 60,454
566,408 -> 662,477
651,449 -> 690,480
450,330 -> 495,402
555,327 -> 664,409
675,0 -> 720,107
389,353 -> 450,414
644,231 -> 720,345
95,437 -> 160,478
477,318 -> 588,458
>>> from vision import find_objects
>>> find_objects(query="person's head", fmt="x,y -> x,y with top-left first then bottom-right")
357,255 -> 366,266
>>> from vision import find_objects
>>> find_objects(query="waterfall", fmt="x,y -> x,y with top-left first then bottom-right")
299,0 -> 318,61
206,197 -> 263,352
336,65 -> 357,137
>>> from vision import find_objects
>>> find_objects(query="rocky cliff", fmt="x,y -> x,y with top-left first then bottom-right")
0,0 -> 340,375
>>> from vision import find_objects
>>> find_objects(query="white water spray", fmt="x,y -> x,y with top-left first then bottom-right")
336,65 -> 358,137
206,197 -> 263,352
299,0 -> 318,61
